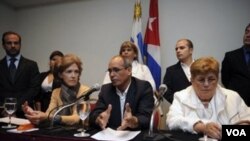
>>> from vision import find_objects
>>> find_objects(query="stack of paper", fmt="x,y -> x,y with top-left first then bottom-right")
91,127 -> 141,141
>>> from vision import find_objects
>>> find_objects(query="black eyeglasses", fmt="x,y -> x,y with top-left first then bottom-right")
107,67 -> 125,74
5,41 -> 20,46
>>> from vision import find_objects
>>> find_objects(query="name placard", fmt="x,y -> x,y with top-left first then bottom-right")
222,125 -> 250,141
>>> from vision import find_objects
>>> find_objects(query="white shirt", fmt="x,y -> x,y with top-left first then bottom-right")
180,62 -> 192,82
116,81 -> 131,118
6,54 -> 21,68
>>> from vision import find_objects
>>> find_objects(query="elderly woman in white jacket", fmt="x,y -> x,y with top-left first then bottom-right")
166,57 -> 250,140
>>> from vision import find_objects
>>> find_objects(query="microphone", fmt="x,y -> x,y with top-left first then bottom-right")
157,84 -> 167,101
76,83 -> 101,102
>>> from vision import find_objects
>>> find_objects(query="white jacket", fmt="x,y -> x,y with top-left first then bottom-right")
166,85 -> 250,133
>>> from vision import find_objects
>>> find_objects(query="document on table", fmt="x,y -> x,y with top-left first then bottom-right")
7,128 -> 39,134
0,117 -> 30,125
91,127 -> 141,141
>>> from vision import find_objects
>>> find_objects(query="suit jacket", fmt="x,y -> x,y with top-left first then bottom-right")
35,71 -> 61,111
221,47 -> 250,106
163,62 -> 191,103
89,77 -> 154,130
0,56 -> 40,118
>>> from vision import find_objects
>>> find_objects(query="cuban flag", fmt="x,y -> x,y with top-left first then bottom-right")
144,0 -> 161,89
131,0 -> 144,63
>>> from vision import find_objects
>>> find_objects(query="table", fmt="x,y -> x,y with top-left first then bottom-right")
0,123 -> 201,141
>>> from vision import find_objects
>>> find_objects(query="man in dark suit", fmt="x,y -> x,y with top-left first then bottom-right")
89,55 -> 154,130
221,23 -> 250,106
0,31 -> 40,118
163,39 -> 194,103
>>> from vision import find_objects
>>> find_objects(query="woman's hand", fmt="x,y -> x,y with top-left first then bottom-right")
22,101 -> 47,125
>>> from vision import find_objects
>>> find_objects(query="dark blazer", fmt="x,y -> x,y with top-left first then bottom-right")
163,62 -> 191,103
221,47 -> 250,106
89,77 -> 154,130
35,71 -> 61,112
0,56 -> 40,118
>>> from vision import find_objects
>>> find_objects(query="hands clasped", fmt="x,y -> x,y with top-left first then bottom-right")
22,101 -> 47,125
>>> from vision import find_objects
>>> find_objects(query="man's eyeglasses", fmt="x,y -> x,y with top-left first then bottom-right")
5,41 -> 20,46
107,67 -> 125,73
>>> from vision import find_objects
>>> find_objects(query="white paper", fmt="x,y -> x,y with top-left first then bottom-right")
198,137 -> 218,141
91,128 -> 141,141
7,128 -> 39,134
0,117 -> 30,125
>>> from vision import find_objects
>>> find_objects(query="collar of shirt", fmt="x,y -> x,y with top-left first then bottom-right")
180,61 -> 194,81
6,54 -> 21,67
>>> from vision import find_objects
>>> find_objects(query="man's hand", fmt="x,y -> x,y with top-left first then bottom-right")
117,103 -> 138,130
96,104 -> 112,129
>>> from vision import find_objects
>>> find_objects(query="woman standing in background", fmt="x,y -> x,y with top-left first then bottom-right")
35,50 -> 64,112
103,41 -> 156,91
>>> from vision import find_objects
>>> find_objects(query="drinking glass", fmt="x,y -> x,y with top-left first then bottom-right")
2,97 -> 17,128
74,101 -> 91,137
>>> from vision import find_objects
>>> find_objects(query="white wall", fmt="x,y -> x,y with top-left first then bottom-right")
0,3 -> 16,57
1,0 -> 250,87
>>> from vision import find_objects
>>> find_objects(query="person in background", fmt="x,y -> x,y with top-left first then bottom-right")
166,57 -> 250,140
23,54 -> 90,126
103,41 -> 156,92
35,50 -> 64,112
0,31 -> 40,118
163,39 -> 194,103
221,23 -> 250,106
89,55 -> 154,130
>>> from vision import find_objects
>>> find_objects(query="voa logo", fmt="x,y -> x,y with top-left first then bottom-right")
226,129 -> 246,136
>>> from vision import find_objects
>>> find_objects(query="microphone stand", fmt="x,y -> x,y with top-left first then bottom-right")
144,96 -> 167,141
148,99 -> 161,137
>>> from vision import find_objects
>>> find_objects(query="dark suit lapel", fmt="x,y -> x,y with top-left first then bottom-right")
176,62 -> 190,84
235,48 -> 250,78
0,57 -> 13,83
109,87 -> 122,126
125,78 -> 136,112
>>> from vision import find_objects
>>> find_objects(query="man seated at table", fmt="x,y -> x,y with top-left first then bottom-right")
166,57 -> 250,140
89,55 -> 154,130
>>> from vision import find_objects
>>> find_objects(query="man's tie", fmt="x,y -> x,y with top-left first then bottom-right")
9,57 -> 17,82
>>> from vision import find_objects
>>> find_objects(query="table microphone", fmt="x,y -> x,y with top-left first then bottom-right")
76,83 -> 101,102
157,84 -> 167,101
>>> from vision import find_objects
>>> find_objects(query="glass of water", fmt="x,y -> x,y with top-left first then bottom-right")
74,101 -> 91,137
2,97 -> 17,128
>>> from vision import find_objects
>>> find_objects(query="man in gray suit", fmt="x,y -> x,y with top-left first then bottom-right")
0,31 -> 40,118
89,55 -> 154,130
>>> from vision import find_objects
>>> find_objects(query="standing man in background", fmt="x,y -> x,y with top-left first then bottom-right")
0,31 -> 40,118
163,39 -> 194,103
221,23 -> 250,106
